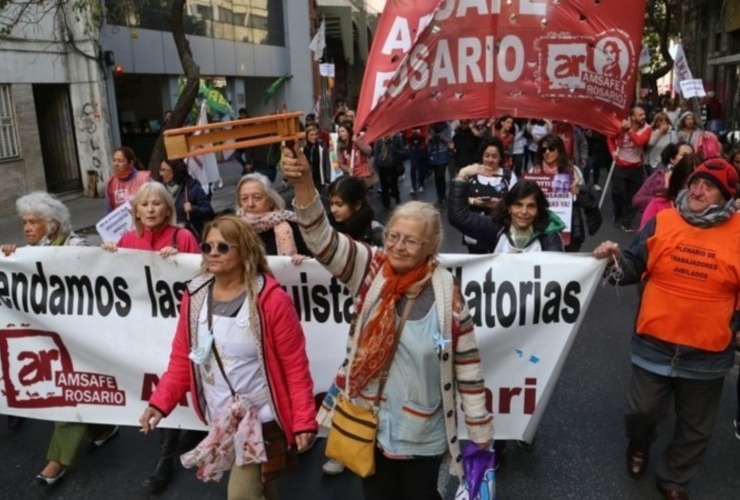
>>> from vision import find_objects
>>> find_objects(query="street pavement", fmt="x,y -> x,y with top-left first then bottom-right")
1,162 -> 739,499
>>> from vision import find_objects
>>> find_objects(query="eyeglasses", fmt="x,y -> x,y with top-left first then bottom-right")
383,230 -> 426,251
541,145 -> 558,152
200,241 -> 234,255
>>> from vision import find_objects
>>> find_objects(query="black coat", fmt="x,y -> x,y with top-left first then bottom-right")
566,188 -> 602,252
173,179 -> 215,240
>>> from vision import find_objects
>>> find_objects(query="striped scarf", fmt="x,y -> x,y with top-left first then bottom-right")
675,189 -> 736,228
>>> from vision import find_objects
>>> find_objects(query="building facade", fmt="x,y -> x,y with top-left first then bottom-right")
678,0 -> 740,130
0,3 -> 112,215
0,0 -> 376,217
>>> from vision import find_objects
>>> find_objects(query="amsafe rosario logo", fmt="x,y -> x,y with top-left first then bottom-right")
0,328 -> 126,409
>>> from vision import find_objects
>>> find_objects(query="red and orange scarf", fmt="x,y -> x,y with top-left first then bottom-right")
348,259 -> 434,397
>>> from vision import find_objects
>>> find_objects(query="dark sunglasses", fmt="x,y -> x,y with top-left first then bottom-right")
541,144 -> 557,152
200,241 -> 233,255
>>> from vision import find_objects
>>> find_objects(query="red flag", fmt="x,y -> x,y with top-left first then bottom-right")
356,0 -> 647,143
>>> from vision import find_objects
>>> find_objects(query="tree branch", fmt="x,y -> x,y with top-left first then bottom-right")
147,0 -> 200,171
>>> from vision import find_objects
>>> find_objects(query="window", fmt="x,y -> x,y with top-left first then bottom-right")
0,85 -> 21,160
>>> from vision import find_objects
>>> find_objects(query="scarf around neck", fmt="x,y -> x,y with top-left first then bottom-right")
348,259 -> 434,398
674,189 -> 736,228
240,210 -> 298,256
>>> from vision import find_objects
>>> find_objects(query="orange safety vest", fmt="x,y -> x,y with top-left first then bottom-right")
638,210 -> 740,351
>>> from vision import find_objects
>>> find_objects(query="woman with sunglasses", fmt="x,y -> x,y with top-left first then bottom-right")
528,135 -> 601,252
281,145 -> 493,500
139,215 -> 317,499
101,183 -> 202,493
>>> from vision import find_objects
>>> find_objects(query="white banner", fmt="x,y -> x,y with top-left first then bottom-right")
672,43 -> 693,96
319,63 -> 335,78
96,202 -> 133,243
679,78 -> 706,99
0,248 -> 605,441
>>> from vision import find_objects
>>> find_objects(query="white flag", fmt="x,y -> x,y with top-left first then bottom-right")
672,43 -> 693,96
312,98 -> 320,118
187,102 -> 222,194
309,19 -> 326,61
639,46 -> 651,67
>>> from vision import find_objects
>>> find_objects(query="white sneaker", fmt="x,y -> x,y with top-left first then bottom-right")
409,189 -> 416,195
322,459 -> 345,476
418,185 -> 424,193
593,184 -> 602,192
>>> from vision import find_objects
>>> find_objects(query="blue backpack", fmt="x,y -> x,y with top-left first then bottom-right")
428,134 -> 451,165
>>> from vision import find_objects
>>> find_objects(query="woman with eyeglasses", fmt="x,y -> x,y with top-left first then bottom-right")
528,134 -> 602,252
101,182 -> 202,493
139,215 -> 317,499
281,145 -> 493,500
454,136 -> 517,254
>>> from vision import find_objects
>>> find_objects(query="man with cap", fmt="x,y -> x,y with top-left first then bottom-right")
593,158 -> 740,500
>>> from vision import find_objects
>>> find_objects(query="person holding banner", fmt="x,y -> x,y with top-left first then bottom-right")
1,191 -> 119,485
449,177 -> 564,254
594,158 -> 740,500
529,135 -> 601,252
156,159 -> 215,241
139,215 -> 317,499
101,182 -> 201,492
281,145 -> 493,500
105,146 -> 150,213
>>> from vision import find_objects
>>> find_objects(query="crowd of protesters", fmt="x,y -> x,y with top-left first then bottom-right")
2,88 -> 740,500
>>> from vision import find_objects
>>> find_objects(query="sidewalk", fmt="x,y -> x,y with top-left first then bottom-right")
0,160 -> 265,246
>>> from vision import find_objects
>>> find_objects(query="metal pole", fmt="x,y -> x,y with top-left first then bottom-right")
598,159 -> 616,210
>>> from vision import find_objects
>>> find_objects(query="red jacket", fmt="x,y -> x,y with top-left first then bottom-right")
118,225 -> 200,253
149,273 -> 317,444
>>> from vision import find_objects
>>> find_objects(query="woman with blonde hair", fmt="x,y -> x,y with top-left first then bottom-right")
139,215 -> 316,499
101,182 -> 201,492
235,173 -> 310,258
282,147 -> 493,499
102,182 -> 199,255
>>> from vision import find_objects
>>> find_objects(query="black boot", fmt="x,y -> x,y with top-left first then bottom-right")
142,428 -> 180,492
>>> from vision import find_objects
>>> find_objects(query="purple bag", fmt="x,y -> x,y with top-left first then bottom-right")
454,442 -> 496,500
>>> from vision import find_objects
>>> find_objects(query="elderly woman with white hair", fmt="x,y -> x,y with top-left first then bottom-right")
0,191 -> 119,485
282,147 -> 493,499
235,173 -> 310,258
1,191 -> 84,255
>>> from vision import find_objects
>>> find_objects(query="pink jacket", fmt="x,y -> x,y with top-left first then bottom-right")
118,225 -> 199,253
149,273 -> 317,445
639,197 -> 673,231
